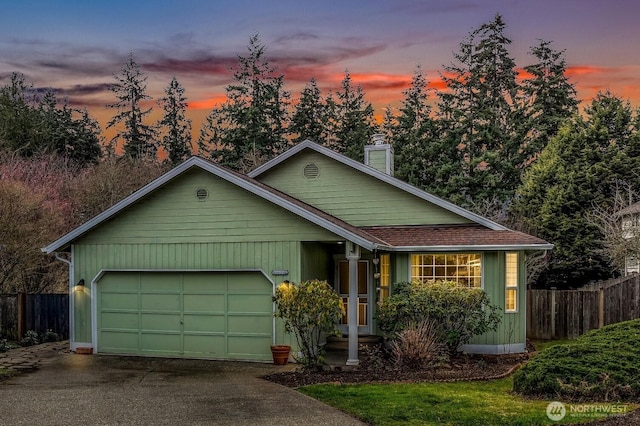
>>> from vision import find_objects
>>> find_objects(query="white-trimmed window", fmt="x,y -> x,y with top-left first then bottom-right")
505,252 -> 518,312
379,254 -> 390,302
410,254 -> 482,288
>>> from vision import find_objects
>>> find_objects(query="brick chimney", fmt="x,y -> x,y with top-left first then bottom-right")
364,134 -> 394,176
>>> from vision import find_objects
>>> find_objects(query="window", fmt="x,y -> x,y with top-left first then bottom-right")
505,252 -> 518,312
410,254 -> 482,288
379,254 -> 390,302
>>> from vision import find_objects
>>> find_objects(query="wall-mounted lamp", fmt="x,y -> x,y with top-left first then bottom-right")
77,279 -> 85,287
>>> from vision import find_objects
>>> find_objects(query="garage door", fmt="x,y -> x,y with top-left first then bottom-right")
97,271 -> 273,361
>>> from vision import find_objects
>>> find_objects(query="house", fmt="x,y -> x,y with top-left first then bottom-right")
43,138 -> 552,365
616,201 -> 640,275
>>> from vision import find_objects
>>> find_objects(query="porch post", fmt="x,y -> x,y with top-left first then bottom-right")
345,241 -> 361,366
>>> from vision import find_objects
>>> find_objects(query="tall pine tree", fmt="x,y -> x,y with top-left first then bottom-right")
512,92 -> 640,288
107,53 -> 157,159
290,78 -> 328,144
330,71 -> 376,161
436,14 -> 522,207
521,39 -> 578,163
198,34 -> 290,172
157,77 -> 192,166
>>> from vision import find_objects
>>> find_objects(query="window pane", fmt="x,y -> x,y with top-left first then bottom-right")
506,289 -> 517,312
410,253 -> 482,288
506,253 -> 518,288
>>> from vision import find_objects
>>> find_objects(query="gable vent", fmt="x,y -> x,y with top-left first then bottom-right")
303,163 -> 320,179
195,188 -> 209,201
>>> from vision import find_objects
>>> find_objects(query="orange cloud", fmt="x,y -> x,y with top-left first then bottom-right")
188,95 -> 228,110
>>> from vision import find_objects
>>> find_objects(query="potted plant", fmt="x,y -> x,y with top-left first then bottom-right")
272,279 -> 344,369
270,344 -> 291,365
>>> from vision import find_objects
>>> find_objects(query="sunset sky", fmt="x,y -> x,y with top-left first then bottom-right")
1,0 -> 640,141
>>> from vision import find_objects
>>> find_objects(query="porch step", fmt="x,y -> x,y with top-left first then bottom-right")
325,335 -> 382,351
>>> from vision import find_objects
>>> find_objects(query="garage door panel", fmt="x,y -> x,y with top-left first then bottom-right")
101,293 -> 139,310
183,335 -> 225,356
101,331 -> 139,352
183,274 -> 226,292
228,336 -> 271,360
98,271 -> 273,360
228,315 -> 272,334
228,294 -> 272,313
140,273 -> 179,291
140,293 -> 181,311
102,312 -> 138,329
141,332 -> 181,353
140,313 -> 181,332
183,294 -> 224,312
101,274 -> 139,291
183,314 -> 224,332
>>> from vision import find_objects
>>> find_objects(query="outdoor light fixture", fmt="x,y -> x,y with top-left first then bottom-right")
77,279 -> 85,287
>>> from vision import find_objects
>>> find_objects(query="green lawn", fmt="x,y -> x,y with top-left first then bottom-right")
301,376 -> 628,425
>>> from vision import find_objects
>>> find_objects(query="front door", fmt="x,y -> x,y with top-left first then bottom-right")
336,260 -> 370,335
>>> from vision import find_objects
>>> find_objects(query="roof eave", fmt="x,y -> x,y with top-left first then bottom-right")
42,156 -> 381,254
386,243 -> 554,252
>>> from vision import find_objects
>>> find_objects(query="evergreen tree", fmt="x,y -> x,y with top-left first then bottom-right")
392,67 -> 439,189
0,74 -> 101,164
290,78 -> 328,144
521,39 -> 578,163
157,77 -> 192,165
436,14 -> 522,206
198,34 -> 290,172
107,53 -> 157,159
331,71 -> 376,161
512,92 -> 640,288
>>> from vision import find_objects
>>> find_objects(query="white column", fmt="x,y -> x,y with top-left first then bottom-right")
345,241 -> 361,366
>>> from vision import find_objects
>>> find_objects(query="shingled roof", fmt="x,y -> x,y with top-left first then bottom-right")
360,224 -> 552,251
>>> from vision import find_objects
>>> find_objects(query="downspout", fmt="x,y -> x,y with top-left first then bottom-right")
54,250 -> 74,349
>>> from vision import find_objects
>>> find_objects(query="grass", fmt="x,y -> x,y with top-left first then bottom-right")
0,367 -> 15,382
301,376 -> 593,425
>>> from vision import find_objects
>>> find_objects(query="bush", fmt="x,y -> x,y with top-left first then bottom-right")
273,280 -> 344,369
42,329 -> 60,342
377,281 -> 502,354
20,330 -> 40,347
513,319 -> 640,401
390,319 -> 443,369
0,339 -> 12,353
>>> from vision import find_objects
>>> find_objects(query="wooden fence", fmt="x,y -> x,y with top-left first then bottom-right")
0,293 -> 69,341
527,275 -> 640,339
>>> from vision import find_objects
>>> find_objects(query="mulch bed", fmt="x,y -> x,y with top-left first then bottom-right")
263,351 -> 529,388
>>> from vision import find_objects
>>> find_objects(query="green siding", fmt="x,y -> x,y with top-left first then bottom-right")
80,168 -> 339,245
301,243 -> 331,282
383,250 -> 526,349
257,151 -> 472,226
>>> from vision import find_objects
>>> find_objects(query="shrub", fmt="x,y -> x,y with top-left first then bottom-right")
377,281 -> 502,354
273,280 -> 344,369
390,319 -> 442,369
42,329 -> 60,342
0,339 -> 12,353
20,330 -> 40,347
513,319 -> 640,401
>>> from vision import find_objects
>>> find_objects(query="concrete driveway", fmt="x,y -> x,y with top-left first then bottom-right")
0,353 -> 365,425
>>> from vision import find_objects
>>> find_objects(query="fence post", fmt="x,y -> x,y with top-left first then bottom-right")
598,288 -> 605,328
17,292 -> 27,340
550,288 -> 556,338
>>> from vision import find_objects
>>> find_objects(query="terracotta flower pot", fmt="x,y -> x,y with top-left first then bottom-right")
270,345 -> 291,365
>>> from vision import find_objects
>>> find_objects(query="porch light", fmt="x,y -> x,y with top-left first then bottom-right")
77,279 -> 85,287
